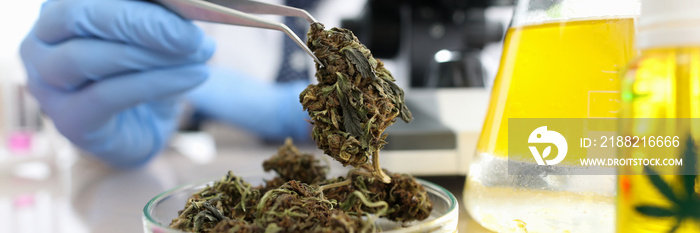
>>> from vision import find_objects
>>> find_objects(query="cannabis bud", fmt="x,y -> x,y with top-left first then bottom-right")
209,219 -> 263,233
262,138 -> 328,184
255,180 -> 371,232
323,171 -> 433,222
300,22 -> 412,182
170,171 -> 261,232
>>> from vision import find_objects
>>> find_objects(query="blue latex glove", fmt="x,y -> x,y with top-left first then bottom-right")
186,68 -> 311,143
20,0 -> 215,168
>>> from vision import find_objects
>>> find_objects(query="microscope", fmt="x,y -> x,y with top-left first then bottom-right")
342,0 -> 512,88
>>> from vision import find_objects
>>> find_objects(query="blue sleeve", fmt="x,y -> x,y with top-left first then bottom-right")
185,67 -> 312,143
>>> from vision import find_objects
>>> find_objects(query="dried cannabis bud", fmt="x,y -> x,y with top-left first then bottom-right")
262,138 -> 328,184
255,180 -> 373,232
256,177 -> 286,194
170,171 -> 261,232
210,219 -> 263,233
323,170 -> 433,222
300,22 -> 412,183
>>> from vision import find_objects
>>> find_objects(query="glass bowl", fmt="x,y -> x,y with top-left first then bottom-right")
143,177 -> 458,233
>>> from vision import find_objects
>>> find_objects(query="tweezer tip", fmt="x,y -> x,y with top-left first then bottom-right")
312,56 -> 325,68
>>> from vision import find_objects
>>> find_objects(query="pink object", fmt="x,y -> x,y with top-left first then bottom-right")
13,194 -> 35,208
8,131 -> 32,153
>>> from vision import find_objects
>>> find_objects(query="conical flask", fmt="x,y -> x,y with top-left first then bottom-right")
464,0 -> 639,232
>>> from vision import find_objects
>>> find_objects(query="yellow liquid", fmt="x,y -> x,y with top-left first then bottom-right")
465,18 -> 636,233
618,48 -> 700,233
477,18 -> 637,158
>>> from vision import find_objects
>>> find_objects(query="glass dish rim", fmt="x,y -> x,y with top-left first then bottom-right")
142,176 -> 458,232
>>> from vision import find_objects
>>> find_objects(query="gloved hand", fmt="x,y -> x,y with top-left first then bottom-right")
20,0 -> 215,168
186,68 -> 311,143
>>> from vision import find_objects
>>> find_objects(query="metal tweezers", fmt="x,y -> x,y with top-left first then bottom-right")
151,0 -> 323,66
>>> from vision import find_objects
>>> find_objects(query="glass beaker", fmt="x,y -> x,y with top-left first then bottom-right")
617,0 -> 700,229
464,0 -> 639,232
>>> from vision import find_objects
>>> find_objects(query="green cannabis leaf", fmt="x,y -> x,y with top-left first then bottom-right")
635,135 -> 700,233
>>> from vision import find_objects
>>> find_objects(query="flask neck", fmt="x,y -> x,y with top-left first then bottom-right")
638,0 -> 700,49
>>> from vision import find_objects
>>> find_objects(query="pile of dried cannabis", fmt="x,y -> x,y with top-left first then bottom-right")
300,22 -> 412,183
169,23 -> 432,233
322,171 -> 433,222
170,139 -> 432,233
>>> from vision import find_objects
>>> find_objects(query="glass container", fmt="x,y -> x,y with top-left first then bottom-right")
618,47 -> 700,233
143,177 -> 458,233
618,1 -> 700,232
464,0 -> 639,232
